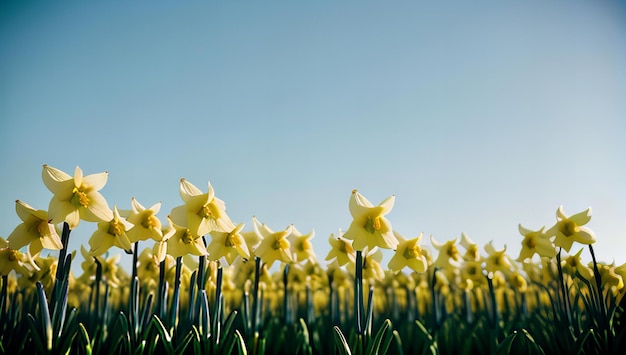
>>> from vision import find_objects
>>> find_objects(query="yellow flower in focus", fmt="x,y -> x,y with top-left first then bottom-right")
388,231 -> 427,273
165,217 -> 209,258
325,232 -> 355,267
170,179 -> 235,237
42,165 -> 113,229
430,235 -> 461,270
517,224 -> 555,262
342,190 -> 398,251
126,198 -> 163,243
545,206 -> 595,252
483,241 -> 514,276
0,237 -> 30,276
207,223 -> 250,265
288,226 -> 317,263
252,217 -> 293,268
8,200 -> 63,256
89,206 -> 133,256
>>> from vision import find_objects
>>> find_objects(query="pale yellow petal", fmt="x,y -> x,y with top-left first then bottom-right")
180,178 -> 203,202
82,171 -> 108,191
169,205 -> 188,227
378,194 -> 395,215
8,224 -> 34,250
73,166 -> 84,187
15,200 -> 36,222
570,208 -> 592,226
84,193 -> 113,222
42,165 -> 72,193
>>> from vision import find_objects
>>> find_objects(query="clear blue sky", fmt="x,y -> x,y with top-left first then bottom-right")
2,1 -> 625,271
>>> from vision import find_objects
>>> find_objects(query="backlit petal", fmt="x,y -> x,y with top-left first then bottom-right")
82,171 -> 108,191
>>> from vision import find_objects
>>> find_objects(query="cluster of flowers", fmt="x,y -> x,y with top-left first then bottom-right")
1,165 -> 625,354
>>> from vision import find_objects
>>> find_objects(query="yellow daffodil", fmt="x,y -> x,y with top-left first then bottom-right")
7,200 -> 63,256
325,232 -> 356,267
563,248 -> 594,280
593,262 -> 624,292
545,206 -> 596,252
165,216 -> 209,258
460,259 -> 486,287
288,226 -> 317,263
252,216 -> 293,268
460,232 -> 481,262
483,241 -> 514,276
342,190 -> 398,251
509,272 -> 528,293
42,165 -> 113,229
430,235 -> 461,270
88,206 -> 133,256
0,237 -> 30,276
135,247 -> 161,290
350,247 -> 384,281
517,224 -> 555,261
388,231 -> 428,273
170,179 -> 235,237
126,198 -> 163,243
207,223 -> 250,265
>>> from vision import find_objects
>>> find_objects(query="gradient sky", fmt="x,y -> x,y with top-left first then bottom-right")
1,1 -> 625,272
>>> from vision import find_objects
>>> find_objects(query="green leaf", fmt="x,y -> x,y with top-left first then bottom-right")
367,318 -> 391,355
35,282 -> 53,351
149,314 -> 174,354
333,326 -> 352,355
76,323 -> 92,355
234,329 -> 248,355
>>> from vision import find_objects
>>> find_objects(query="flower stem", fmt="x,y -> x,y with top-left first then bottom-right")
556,248 -> 572,326
354,250 -> 363,335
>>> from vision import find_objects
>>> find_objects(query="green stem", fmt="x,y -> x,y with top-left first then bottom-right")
252,256 -> 262,333
169,256 -> 183,331
556,248 -> 572,326
588,245 -> 607,323
355,250 -> 363,335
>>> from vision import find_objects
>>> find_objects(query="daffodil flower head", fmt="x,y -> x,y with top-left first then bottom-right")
126,198 -> 163,243
342,190 -> 398,251
170,179 -> 235,237
517,224 -> 555,262
593,261 -> 624,293
288,226 -> 317,263
563,248 -> 594,281
325,231 -> 355,267
460,259 -> 486,287
42,165 -> 113,229
350,247 -> 384,281
460,232 -> 481,262
0,237 -> 30,276
430,235 -> 461,270
483,241 -> 513,276
8,200 -> 63,256
509,272 -> 528,293
165,216 -> 209,258
545,206 -> 596,252
88,206 -> 133,256
388,231 -> 428,273
207,223 -> 250,265
252,216 -> 293,268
